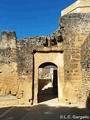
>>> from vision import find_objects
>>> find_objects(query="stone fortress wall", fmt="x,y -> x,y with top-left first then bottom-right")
0,31 -> 47,104
0,0 -> 90,107
81,34 -> 90,105
59,13 -> 90,105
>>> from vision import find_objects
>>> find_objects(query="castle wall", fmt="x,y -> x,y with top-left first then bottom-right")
81,34 -> 90,106
0,31 -> 17,97
16,36 -> 46,103
59,13 -> 90,106
0,32 -> 47,105
0,13 -> 90,107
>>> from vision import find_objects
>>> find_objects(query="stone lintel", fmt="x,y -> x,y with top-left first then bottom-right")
35,46 -> 63,52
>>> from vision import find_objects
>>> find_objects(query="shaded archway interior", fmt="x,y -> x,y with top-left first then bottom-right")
38,62 -> 58,103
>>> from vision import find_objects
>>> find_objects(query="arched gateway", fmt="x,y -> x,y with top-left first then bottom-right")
33,49 -> 64,104
38,62 -> 58,102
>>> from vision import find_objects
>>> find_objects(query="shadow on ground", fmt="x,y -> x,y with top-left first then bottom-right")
38,89 -> 58,103
0,104 -> 90,120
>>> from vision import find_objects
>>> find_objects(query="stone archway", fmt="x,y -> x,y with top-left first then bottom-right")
38,62 -> 58,103
33,52 -> 64,104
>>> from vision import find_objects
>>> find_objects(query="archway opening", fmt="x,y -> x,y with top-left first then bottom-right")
38,62 -> 58,103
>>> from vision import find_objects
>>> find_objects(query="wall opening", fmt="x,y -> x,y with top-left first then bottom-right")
38,62 -> 58,103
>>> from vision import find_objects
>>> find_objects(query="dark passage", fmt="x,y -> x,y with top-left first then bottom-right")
38,62 -> 58,103
53,70 -> 58,95
86,94 -> 90,108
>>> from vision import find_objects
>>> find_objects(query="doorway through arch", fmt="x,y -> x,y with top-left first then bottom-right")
38,62 -> 58,103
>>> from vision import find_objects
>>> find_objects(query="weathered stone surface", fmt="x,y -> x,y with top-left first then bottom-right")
81,34 -> 90,106
61,0 -> 90,16
0,2 -> 89,107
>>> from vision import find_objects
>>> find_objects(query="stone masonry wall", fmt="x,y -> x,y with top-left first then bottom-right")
0,13 -> 90,106
0,31 -> 47,104
59,13 -> 90,105
81,34 -> 90,106
0,31 -> 18,97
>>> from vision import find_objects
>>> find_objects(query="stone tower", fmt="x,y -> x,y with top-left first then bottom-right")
59,0 -> 90,106
61,0 -> 90,16
0,31 -> 17,49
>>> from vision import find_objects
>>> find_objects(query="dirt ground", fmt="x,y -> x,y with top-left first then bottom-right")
0,98 -> 90,120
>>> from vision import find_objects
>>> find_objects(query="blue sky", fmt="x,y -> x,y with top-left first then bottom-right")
0,0 -> 76,39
